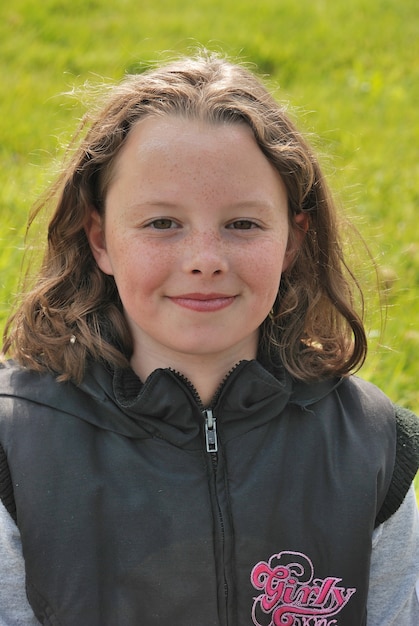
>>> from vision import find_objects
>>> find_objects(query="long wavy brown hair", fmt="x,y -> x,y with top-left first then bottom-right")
2,52 -> 367,383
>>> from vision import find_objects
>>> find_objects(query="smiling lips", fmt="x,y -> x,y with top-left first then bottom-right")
169,293 -> 236,312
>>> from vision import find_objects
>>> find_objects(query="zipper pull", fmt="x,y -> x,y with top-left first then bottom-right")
204,409 -> 218,453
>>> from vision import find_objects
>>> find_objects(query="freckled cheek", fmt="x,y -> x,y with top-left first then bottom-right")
114,244 -> 178,299
242,247 -> 286,300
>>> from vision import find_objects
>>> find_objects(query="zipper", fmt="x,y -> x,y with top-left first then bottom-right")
202,361 -> 244,456
204,408 -> 218,453
169,362 -> 245,455
168,362 -> 246,618
203,408 -> 229,610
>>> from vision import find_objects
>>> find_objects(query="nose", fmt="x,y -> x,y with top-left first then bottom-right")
182,230 -> 229,276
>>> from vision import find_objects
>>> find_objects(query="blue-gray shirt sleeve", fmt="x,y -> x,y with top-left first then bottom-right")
0,500 -> 38,625
367,484 -> 419,625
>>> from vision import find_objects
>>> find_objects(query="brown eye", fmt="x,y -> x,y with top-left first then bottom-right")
228,220 -> 256,230
149,219 -> 175,229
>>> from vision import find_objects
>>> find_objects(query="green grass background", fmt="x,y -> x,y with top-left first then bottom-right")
0,0 -> 418,495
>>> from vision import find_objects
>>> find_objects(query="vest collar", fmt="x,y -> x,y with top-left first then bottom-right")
2,358 -> 342,448
109,359 -> 294,446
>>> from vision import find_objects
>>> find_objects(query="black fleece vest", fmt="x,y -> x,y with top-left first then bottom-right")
0,360 -> 412,626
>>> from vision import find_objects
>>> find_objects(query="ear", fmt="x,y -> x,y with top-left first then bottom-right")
283,212 -> 309,271
84,210 -> 114,276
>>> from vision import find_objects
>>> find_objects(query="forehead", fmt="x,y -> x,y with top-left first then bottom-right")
109,115 -> 282,194
119,115 -> 256,160
102,115 -> 288,215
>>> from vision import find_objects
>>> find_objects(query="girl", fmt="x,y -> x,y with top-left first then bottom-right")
0,52 -> 418,626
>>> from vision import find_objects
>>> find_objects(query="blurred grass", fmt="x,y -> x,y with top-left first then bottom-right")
0,0 -> 418,496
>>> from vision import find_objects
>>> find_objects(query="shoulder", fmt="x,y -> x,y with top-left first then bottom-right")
294,372 -> 419,526
339,376 -> 419,524
329,375 -> 399,446
302,374 -> 399,439
0,360 -> 55,397
338,375 -> 395,415
0,361 -> 63,427
292,372 -> 396,419
0,359 -> 101,410
0,361 -> 83,439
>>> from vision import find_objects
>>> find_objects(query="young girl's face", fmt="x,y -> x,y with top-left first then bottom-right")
87,116 -> 295,376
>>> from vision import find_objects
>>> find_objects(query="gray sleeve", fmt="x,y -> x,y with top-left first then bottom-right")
367,484 -> 419,625
0,501 -> 38,626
